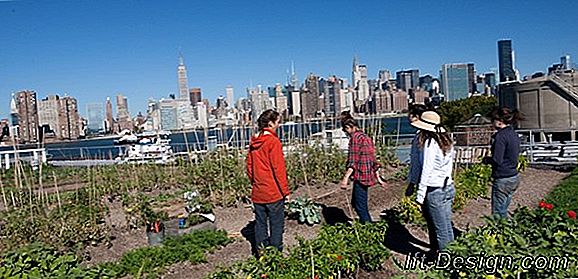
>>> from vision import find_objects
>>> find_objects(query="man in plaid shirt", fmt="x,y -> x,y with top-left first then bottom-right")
339,111 -> 385,223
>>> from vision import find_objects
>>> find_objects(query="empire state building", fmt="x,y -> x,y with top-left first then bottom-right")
177,54 -> 190,101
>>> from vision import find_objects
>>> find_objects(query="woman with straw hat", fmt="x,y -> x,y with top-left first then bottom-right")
411,111 -> 455,252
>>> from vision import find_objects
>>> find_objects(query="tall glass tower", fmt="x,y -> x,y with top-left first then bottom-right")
498,40 -> 516,82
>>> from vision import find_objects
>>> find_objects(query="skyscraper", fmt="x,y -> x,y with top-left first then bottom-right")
59,96 -> 80,140
177,54 -> 190,101
467,63 -> 476,94
301,74 -> 321,119
15,90 -> 39,143
324,76 -> 343,117
498,40 -> 516,82
396,69 -> 420,92
226,86 -> 234,107
290,89 -> 301,117
116,94 -> 132,132
440,63 -> 470,101
86,103 -> 104,133
357,65 -> 370,101
10,94 -> 18,127
105,97 -> 115,133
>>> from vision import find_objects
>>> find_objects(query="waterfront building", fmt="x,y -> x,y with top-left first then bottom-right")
440,63 -> 471,101
15,90 -> 39,143
86,103 -> 104,133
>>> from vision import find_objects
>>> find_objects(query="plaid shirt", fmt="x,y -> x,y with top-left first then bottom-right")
346,131 -> 380,186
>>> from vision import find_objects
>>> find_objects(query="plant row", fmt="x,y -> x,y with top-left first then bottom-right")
0,229 -> 231,279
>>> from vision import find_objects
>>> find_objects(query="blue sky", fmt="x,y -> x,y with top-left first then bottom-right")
1,0 -> 577,118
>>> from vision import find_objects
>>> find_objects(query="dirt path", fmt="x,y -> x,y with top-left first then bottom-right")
162,179 -> 408,279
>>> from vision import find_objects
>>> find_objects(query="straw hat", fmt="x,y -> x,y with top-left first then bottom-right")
410,111 -> 446,133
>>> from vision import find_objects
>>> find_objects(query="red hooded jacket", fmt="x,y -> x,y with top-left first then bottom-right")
246,128 -> 290,204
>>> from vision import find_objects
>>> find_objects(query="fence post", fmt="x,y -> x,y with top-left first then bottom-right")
529,130 -> 534,163
4,154 -> 9,170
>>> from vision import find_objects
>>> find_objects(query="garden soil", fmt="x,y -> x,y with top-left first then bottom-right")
84,167 -> 568,278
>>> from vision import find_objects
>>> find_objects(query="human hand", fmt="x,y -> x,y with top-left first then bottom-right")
405,183 -> 415,197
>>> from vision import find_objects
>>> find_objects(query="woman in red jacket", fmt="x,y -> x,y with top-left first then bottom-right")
246,109 -> 290,253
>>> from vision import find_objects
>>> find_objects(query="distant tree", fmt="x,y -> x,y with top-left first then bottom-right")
438,96 -> 497,131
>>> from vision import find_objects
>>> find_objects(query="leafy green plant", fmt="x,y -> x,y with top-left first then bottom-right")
209,221 -> 390,279
0,244 -> 114,278
97,229 -> 231,278
423,206 -> 578,278
286,197 -> 322,226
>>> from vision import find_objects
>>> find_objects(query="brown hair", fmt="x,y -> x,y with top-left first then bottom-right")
408,103 -> 428,118
257,109 -> 280,131
418,130 -> 453,156
490,107 -> 522,125
340,111 -> 358,129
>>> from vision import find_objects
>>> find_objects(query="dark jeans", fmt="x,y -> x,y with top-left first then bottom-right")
424,183 -> 455,251
254,199 -> 285,252
352,181 -> 372,223
491,174 -> 520,218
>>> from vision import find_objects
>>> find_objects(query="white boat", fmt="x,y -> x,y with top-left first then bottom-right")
309,128 -> 349,151
116,131 -> 174,164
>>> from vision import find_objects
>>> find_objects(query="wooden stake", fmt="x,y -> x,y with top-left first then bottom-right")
52,171 -> 62,212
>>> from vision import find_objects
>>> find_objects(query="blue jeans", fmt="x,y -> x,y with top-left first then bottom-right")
352,181 -> 372,223
254,199 -> 285,252
491,175 -> 520,218
424,184 -> 455,251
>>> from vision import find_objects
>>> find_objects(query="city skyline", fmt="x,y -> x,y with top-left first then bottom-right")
1,0 -> 577,118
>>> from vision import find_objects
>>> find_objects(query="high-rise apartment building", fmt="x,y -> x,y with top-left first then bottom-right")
301,74 -> 321,119
59,96 -> 80,140
177,55 -> 190,101
498,40 -> 516,82
440,63 -> 471,101
38,95 -> 60,136
15,90 -> 39,143
324,76 -> 343,117
116,94 -> 133,132
374,90 -> 391,114
391,91 -> 409,112
105,97 -> 115,133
